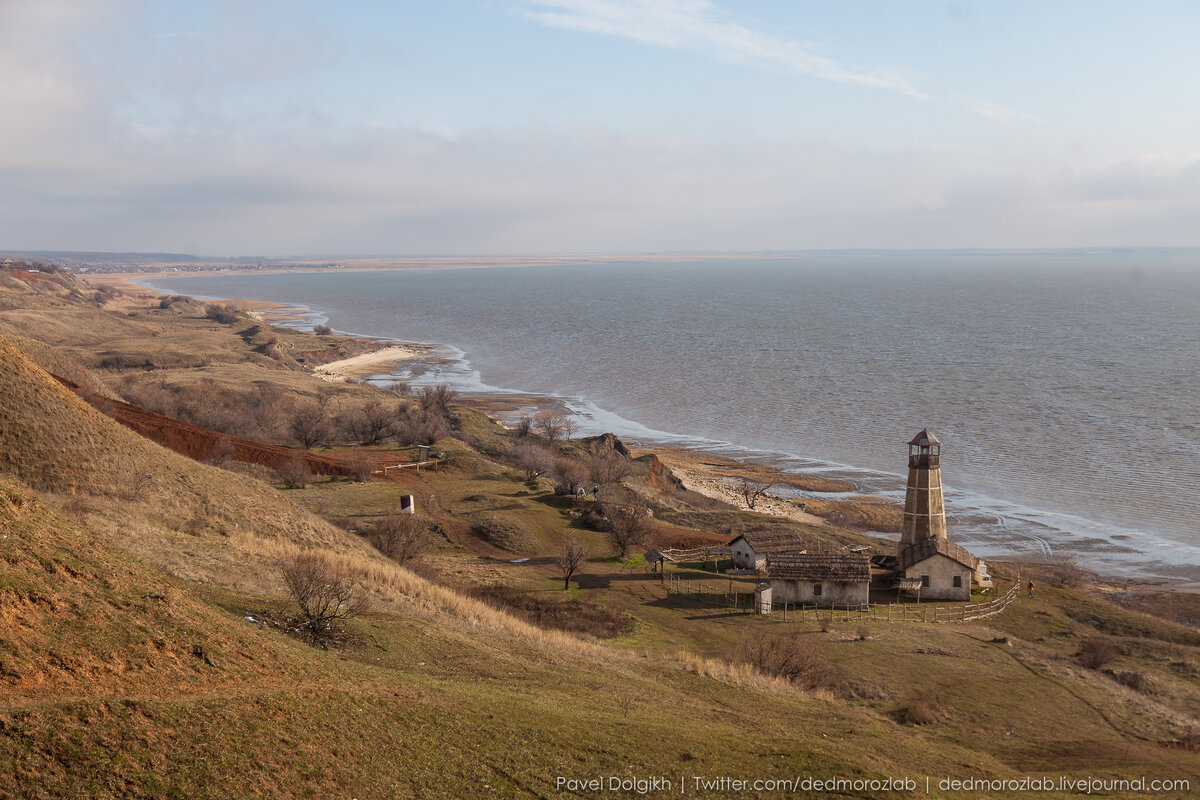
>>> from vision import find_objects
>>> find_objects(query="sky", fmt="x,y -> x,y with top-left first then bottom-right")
2,0 -> 1199,256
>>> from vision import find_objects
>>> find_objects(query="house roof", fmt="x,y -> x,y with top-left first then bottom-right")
898,536 -> 978,571
727,529 -> 807,555
908,428 -> 941,447
767,552 -> 871,583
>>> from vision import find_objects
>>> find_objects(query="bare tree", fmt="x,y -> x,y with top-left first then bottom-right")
280,552 -> 368,639
535,409 -> 576,442
277,456 -> 312,489
339,400 -> 398,445
553,457 -> 590,495
586,451 -> 632,498
607,500 -> 653,560
514,415 -> 534,437
1045,552 -> 1087,588
508,442 -> 555,482
313,324 -> 333,335
290,401 -> 333,449
368,511 -> 429,565
738,477 -> 776,510
557,536 -> 587,590
418,384 -> 457,415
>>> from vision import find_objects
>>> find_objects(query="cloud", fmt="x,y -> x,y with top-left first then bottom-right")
967,99 -> 1043,125
521,0 -> 929,99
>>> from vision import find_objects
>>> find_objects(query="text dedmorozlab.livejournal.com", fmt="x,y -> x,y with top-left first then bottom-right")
553,774 -> 1192,795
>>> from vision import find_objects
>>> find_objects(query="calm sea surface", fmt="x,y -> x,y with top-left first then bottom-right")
148,254 -> 1200,582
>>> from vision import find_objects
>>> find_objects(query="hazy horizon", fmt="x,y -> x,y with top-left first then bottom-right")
4,2 -> 1200,257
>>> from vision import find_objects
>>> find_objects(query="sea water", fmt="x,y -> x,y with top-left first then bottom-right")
147,252 -> 1200,582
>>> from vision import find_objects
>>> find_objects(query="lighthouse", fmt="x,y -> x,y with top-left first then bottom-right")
900,428 -> 946,547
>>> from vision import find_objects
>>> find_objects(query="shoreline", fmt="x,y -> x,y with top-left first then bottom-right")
93,273 -> 1200,594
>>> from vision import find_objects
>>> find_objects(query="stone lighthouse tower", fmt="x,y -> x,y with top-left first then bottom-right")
900,429 -> 947,547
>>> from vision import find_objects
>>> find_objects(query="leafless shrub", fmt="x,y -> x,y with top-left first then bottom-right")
158,294 -> 187,309
553,457 -> 591,496
904,694 -> 946,725
280,552 -> 368,640
367,511 -> 430,565
349,450 -> 372,482
507,441 -> 555,482
181,515 -> 206,536
277,456 -> 312,489
557,536 -> 587,590
1078,636 -> 1122,669
738,477 -> 776,510
1112,670 -> 1151,692
119,471 -> 156,501
290,401 -> 333,449
384,380 -> 412,397
1046,552 -> 1087,588
313,324 -> 333,335
390,403 -> 448,446
586,450 -> 632,498
338,399 -> 398,445
418,384 -> 457,415
514,415 -> 534,437
204,302 -> 240,324
535,409 -> 576,442
206,435 -> 235,467
607,500 -> 653,560
733,634 -> 846,694
856,625 -> 872,641
817,615 -> 833,633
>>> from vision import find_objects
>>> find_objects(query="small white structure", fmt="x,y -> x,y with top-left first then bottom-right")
754,583 -> 773,615
727,530 -> 807,571
767,552 -> 871,607
399,494 -> 415,514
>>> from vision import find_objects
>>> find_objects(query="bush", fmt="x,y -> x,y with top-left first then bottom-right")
506,442 -> 554,482
856,625 -> 872,641
313,324 -> 333,335
607,501 -> 652,559
1046,553 -> 1087,587
280,552 -> 368,641
367,512 -> 430,565
276,456 -> 312,489
904,695 -> 946,725
733,634 -> 846,694
204,302 -> 240,324
1078,636 -> 1123,669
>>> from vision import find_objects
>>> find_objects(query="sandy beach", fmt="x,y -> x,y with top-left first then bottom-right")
312,345 -> 432,382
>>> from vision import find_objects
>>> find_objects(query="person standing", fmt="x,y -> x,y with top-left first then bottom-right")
1028,580 -> 1035,598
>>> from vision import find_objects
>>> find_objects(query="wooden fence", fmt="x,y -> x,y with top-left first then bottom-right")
663,575 -> 1021,624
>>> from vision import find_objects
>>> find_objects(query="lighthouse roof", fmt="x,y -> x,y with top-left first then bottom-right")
908,428 -> 941,447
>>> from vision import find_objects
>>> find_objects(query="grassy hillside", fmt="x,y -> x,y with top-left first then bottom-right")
0,273 -> 1197,797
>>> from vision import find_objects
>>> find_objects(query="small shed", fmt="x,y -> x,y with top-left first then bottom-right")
767,552 -> 870,608
727,530 -> 807,571
897,537 -> 977,601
